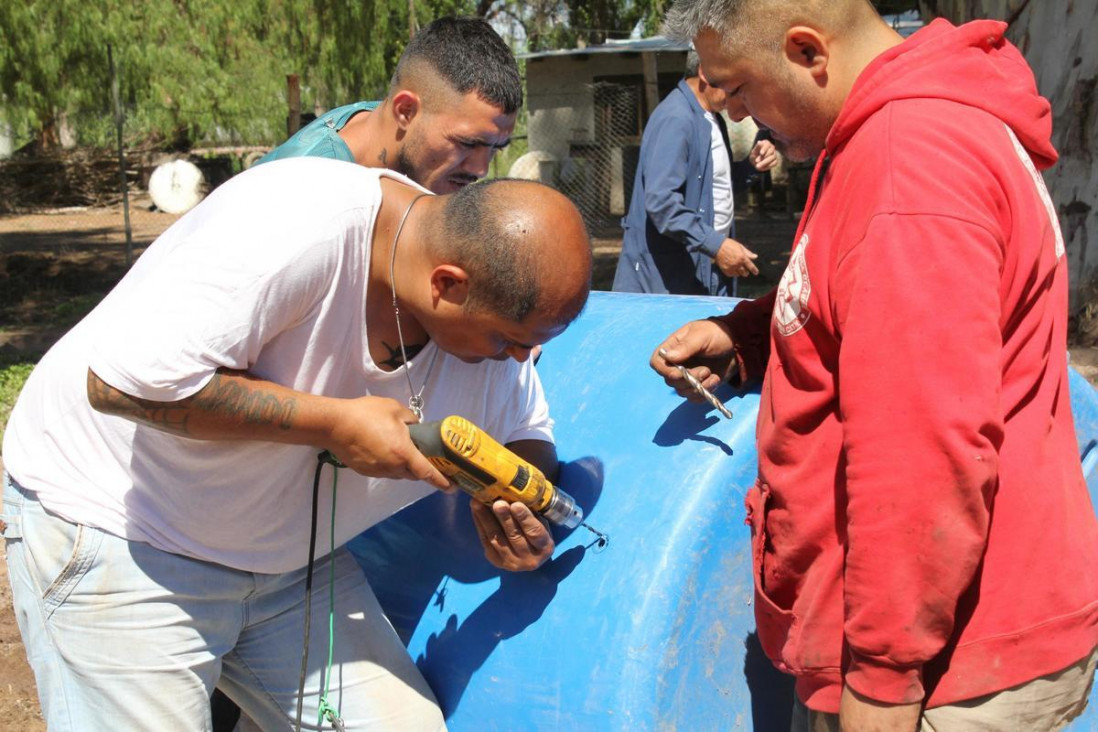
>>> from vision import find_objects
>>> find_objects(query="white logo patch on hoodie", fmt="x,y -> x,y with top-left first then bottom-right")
1004,123 -> 1065,260
775,233 -> 812,336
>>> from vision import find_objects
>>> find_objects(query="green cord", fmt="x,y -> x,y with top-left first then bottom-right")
317,470 -> 341,728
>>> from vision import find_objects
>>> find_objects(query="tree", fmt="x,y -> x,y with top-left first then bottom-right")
0,0 -> 109,148
918,0 -> 1098,319
0,0 -> 425,150
0,0 -> 296,149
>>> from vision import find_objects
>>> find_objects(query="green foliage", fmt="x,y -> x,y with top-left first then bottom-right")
0,0 -> 294,147
0,0 -> 106,145
47,293 -> 103,326
482,0 -> 659,53
0,0 -> 416,149
560,0 -> 649,46
0,359 -> 35,437
0,0 -> 669,149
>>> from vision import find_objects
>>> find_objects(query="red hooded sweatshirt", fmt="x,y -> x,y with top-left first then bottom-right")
723,19 -> 1098,711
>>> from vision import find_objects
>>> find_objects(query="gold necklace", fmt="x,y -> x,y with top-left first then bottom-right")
387,192 -> 437,421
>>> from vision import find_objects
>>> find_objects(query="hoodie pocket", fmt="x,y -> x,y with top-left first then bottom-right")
745,481 -> 795,663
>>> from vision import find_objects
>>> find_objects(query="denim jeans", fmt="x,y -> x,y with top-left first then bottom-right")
2,472 -> 444,731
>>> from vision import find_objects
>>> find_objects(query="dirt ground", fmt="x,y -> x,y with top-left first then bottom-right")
2,196 -> 1097,729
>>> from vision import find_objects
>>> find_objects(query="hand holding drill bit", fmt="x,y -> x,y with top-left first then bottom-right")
677,365 -> 733,419
662,350 -> 733,420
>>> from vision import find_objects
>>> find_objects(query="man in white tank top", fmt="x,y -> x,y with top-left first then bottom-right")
1,163 -> 593,731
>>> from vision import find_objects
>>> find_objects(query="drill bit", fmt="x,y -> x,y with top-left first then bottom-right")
581,522 -> 609,549
676,365 -> 733,419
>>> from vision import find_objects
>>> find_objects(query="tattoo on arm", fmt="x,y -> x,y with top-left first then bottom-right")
377,340 -> 425,370
191,371 -> 297,431
87,369 -> 297,438
87,370 -> 193,435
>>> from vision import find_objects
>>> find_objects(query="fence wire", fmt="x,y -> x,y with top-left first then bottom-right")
554,81 -> 641,237
500,81 -> 641,238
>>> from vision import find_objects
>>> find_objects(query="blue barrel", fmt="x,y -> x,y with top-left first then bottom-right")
355,291 -> 1098,730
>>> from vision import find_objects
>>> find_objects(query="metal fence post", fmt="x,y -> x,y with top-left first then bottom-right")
287,74 -> 301,137
109,44 -> 134,266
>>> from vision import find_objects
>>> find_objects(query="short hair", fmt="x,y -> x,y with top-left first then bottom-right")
434,178 -> 592,324
663,0 -> 871,56
438,179 -> 541,322
684,50 -> 701,78
664,0 -> 780,55
390,17 -> 523,114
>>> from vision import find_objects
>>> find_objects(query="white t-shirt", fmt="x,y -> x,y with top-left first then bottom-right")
707,111 -> 734,235
2,159 -> 554,574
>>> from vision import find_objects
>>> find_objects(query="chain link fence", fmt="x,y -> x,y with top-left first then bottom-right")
500,81 -> 640,238
501,77 -> 805,242
554,81 -> 641,237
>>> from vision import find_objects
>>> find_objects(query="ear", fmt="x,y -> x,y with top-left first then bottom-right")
784,26 -> 829,80
430,264 -> 471,306
390,89 -> 421,131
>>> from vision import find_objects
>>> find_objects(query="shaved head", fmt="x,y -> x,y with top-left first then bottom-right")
430,179 -> 592,325
394,60 -> 463,114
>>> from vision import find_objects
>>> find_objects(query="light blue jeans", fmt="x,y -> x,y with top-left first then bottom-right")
2,472 -> 445,731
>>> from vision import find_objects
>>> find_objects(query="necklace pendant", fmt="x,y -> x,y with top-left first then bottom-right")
408,395 -> 424,421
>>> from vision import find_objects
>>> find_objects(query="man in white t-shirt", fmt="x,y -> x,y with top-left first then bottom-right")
1,159 -> 592,731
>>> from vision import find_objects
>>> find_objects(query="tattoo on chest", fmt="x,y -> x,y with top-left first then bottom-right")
378,340 -> 424,369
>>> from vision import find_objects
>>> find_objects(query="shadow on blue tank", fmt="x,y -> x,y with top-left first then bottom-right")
352,291 -> 1098,731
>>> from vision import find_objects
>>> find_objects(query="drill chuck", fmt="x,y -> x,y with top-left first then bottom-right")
541,486 -> 583,528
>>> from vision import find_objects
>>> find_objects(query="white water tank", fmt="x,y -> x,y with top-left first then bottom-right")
508,150 -> 558,185
148,159 -> 206,214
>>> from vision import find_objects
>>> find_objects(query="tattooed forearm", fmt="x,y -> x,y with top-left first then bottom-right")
87,369 -> 193,436
191,371 -> 297,430
87,369 -> 297,438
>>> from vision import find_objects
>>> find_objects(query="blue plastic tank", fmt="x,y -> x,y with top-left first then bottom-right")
354,291 -> 1098,730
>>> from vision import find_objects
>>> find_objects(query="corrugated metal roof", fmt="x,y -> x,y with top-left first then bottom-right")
519,13 -> 924,60
520,36 -> 690,61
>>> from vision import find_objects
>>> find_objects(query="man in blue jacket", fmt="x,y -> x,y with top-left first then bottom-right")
613,52 -> 776,295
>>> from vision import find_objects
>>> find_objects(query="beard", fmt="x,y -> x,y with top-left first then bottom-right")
773,136 -> 821,164
394,140 -> 422,184
394,137 -> 476,193
764,65 -> 831,163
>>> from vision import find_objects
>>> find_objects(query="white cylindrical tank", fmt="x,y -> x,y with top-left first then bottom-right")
148,159 -> 206,214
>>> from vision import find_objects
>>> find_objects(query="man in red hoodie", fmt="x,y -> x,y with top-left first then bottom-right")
652,1 -> 1098,729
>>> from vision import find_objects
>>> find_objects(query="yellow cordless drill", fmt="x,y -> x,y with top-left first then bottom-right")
408,415 -> 605,541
